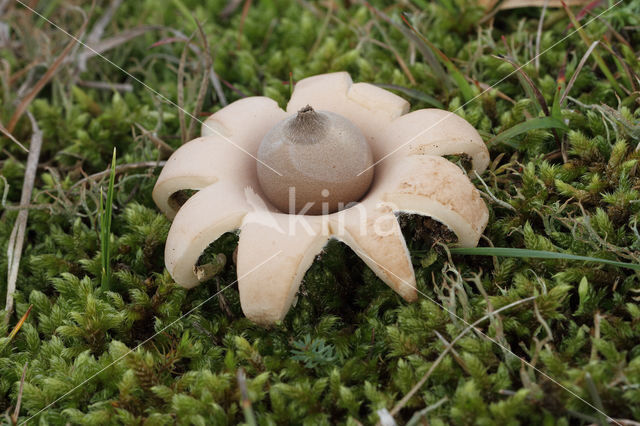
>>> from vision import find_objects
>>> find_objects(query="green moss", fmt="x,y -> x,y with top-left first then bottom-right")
1,0 -> 640,424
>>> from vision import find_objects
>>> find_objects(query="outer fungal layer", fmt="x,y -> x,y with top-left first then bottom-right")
153,72 -> 490,325
256,105 -> 374,215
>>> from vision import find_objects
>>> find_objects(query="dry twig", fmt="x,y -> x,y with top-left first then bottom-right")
7,4 -> 92,133
78,0 -> 124,71
74,25 -> 162,67
10,362 -> 28,425
5,113 -> 42,324
134,123 -> 174,159
77,79 -> 133,92
71,161 -> 166,189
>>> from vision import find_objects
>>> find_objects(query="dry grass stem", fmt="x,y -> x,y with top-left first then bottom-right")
9,362 -> 28,425
134,123 -> 174,159
187,19 -> 213,141
7,4 -> 91,133
177,34 -> 193,144
535,0 -> 549,71
76,79 -> 133,92
388,295 -> 537,418
71,161 -> 167,189
0,122 -> 29,153
5,113 -> 42,324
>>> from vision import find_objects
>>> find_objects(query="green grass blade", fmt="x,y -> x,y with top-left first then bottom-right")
449,247 -> 640,272
374,84 -> 444,108
100,148 -> 117,291
364,4 -> 448,87
289,71 -> 294,97
401,14 -> 475,102
35,0 -> 62,28
489,116 -> 568,148
560,40 -> 599,106
494,53 -> 549,116
170,0 -> 198,31
561,1 -> 623,96
551,82 -> 564,121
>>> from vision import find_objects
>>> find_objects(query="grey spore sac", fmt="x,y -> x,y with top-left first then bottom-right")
257,105 -> 374,215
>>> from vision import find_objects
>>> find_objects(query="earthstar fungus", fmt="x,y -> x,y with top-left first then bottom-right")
153,72 -> 490,325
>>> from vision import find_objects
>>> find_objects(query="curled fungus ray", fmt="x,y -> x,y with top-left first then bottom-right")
153,72 -> 490,325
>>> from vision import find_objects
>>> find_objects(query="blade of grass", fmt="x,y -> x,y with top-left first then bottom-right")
494,47 -> 549,116
7,2 -> 91,133
76,25 -> 164,65
551,78 -> 564,121
77,0 -> 123,71
86,0 -> 123,46
401,13 -> 475,102
388,295 -> 538,417
560,0 -> 623,96
550,73 -> 568,159
237,0 -> 252,49
474,80 -> 516,104
34,0 -> 62,28
367,37 -> 417,86
405,397 -> 448,426
488,116 -> 569,148
10,361 -> 28,425
585,373 -> 608,426
149,27 -> 228,107
170,0 -> 198,31
71,160 -> 166,189
449,247 -> 640,271
560,40 -> 599,105
100,148 -> 117,292
134,124 -> 173,159
552,50 -> 567,120
371,22 -> 416,85
237,368 -> 257,426
374,83 -> 444,108
7,305 -> 32,341
362,2 -> 448,88
569,0 -> 608,27
599,38 -> 638,93
4,113 -> 42,325
587,10 -> 632,47
186,18 -> 212,141
177,34 -> 194,145
535,0 -> 549,71
0,122 -> 29,153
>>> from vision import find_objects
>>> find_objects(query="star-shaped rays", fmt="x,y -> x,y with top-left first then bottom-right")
153,72 -> 489,324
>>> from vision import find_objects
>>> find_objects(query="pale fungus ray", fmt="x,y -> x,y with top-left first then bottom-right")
153,96 -> 287,219
153,72 -> 490,325
236,212 -> 330,325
